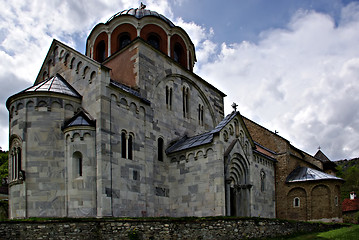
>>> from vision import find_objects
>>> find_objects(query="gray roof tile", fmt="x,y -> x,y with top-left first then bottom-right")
286,166 -> 343,183
24,74 -> 81,98
166,111 -> 237,154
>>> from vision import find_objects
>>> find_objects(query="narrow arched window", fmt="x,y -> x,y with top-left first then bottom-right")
73,151 -> 83,178
293,197 -> 300,207
198,104 -> 204,125
121,132 -> 127,158
166,86 -> 169,106
128,135 -> 133,160
10,141 -> 22,181
166,86 -> 173,110
334,196 -> 338,206
118,33 -> 131,50
147,34 -> 160,50
260,170 -> 265,192
183,87 -> 189,118
96,40 -> 106,62
158,138 -> 164,162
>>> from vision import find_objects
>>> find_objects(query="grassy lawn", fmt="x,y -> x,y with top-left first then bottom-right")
266,225 -> 359,240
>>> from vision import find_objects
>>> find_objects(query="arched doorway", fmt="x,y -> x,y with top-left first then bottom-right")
225,154 -> 251,216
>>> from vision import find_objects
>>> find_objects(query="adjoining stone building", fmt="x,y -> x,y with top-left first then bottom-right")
244,118 -> 344,221
6,6 -> 342,221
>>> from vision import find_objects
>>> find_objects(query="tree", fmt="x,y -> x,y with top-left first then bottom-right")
336,160 -> 359,201
0,150 -> 8,185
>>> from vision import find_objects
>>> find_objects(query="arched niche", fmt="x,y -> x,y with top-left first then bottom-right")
140,24 -> 168,54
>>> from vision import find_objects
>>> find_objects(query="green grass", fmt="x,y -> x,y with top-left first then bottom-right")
267,225 -> 359,240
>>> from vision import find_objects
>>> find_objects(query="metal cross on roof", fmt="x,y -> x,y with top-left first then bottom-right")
231,102 -> 238,112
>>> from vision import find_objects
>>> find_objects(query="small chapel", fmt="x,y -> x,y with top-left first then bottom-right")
6,5 -> 343,221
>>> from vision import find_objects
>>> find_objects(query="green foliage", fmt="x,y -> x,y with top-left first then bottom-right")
128,228 -> 141,240
0,151 -> 8,185
0,200 -> 8,220
336,160 -> 359,201
265,225 -> 359,240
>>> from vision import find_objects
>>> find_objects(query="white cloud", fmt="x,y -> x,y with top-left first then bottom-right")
196,4 -> 359,160
0,0 -> 145,150
1,0 -> 359,162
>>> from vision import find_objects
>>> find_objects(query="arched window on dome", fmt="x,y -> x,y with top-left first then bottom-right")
118,33 -> 131,50
174,43 -> 183,63
147,34 -> 160,50
96,40 -> 106,62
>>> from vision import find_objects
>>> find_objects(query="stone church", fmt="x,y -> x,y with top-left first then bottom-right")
6,5 -> 343,221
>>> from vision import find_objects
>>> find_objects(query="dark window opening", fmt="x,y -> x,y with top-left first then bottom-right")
158,138 -> 164,161
198,104 -> 204,125
128,135 -> 133,160
174,43 -> 183,63
118,34 -> 131,50
294,197 -> 300,207
73,152 -> 83,178
183,87 -> 189,118
96,40 -> 106,62
121,132 -> 127,158
147,35 -> 160,50
166,86 -> 173,110
78,157 -> 83,177
133,170 -> 138,180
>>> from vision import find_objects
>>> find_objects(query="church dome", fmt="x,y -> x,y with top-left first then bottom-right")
107,5 -> 175,28
86,4 -> 196,71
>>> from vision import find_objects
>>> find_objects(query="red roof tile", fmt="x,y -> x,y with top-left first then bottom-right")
342,198 -> 359,212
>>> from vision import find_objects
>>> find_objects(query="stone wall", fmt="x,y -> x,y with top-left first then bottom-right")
0,217 -> 343,240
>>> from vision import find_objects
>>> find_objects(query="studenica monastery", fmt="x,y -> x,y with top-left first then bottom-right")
6,4 -> 344,221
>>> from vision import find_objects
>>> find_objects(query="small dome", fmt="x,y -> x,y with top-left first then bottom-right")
107,6 -> 175,27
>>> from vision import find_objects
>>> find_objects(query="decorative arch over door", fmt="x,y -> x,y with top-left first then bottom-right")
225,153 -> 251,217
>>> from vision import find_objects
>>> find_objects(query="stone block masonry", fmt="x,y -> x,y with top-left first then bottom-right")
0,217 -> 344,239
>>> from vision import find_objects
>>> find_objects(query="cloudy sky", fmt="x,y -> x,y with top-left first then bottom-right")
1,0 -> 359,160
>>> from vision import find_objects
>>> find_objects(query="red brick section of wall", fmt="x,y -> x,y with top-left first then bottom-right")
104,43 -> 138,88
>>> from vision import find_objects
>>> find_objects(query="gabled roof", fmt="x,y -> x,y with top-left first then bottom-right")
63,108 -> 95,129
286,166 -> 344,183
166,111 -> 253,154
314,149 -> 331,162
25,73 -> 81,98
342,198 -> 359,212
